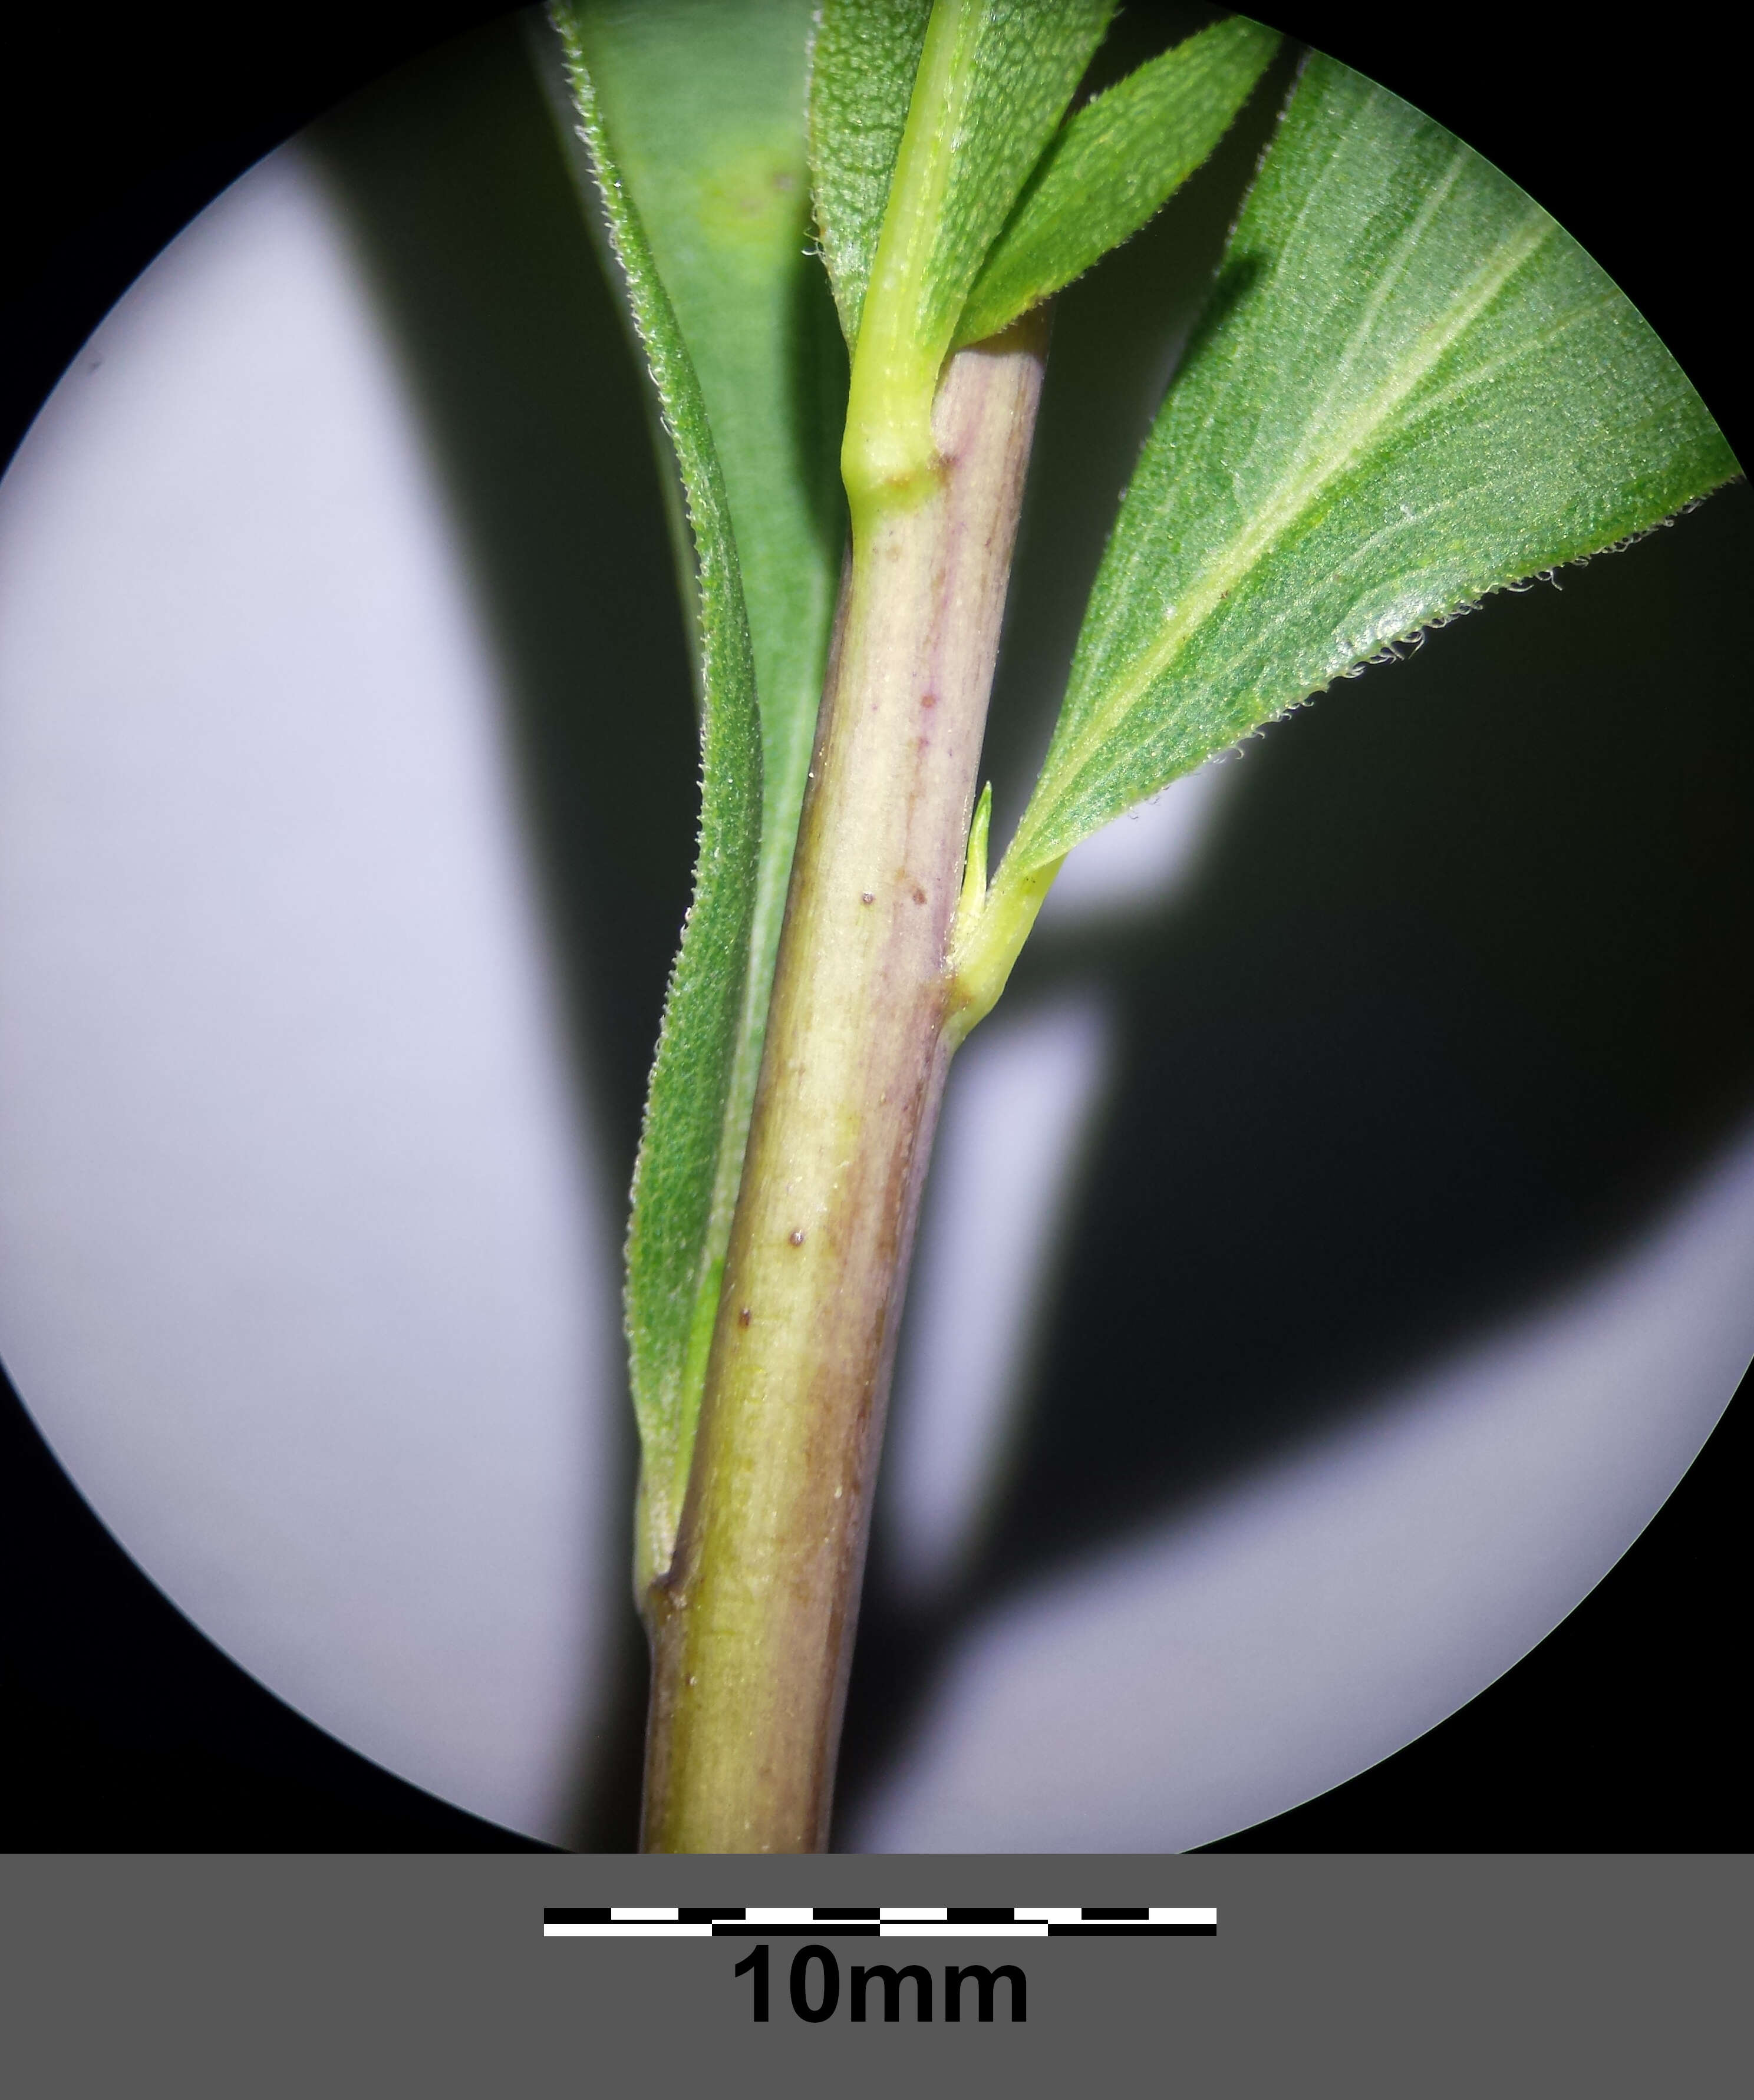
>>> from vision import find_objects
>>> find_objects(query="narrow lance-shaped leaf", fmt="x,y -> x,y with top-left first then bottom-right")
550,7 -> 842,837
978,54 -> 1739,948
954,14 -> 1280,348
826,0 -> 1114,508
555,5 -> 846,1591
552,7 -> 788,1592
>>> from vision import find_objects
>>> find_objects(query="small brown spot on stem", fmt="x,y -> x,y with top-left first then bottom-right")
738,1306 -> 751,1327
920,691 -> 938,709
860,891 -> 875,905
912,887 -> 927,906
789,1229 -> 805,1247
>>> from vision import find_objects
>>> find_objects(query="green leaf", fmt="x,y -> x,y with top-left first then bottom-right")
559,2 -> 843,1214
552,1 -> 841,1589
902,0 -> 1116,358
807,0 -> 934,348
997,54 -> 1740,892
827,0 -> 1114,511
952,15 -> 1281,348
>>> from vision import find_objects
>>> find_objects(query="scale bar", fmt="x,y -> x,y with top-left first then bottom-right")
543,1906 -> 1216,1940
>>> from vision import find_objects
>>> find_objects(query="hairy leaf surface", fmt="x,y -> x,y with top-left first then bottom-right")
824,0 -> 1112,505
953,15 -> 1279,347
807,0 -> 933,346
553,1 -> 840,1585
999,55 -> 1740,887
896,0 -> 1115,360
813,0 -> 1112,358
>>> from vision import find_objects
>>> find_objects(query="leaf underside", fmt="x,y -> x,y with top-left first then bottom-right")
552,0 -> 843,1586
1001,53 -> 1741,885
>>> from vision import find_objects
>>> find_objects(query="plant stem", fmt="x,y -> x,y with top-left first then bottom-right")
641,309 -> 1049,1852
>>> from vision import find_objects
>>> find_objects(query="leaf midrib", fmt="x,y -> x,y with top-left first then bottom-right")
1007,198 -> 1555,872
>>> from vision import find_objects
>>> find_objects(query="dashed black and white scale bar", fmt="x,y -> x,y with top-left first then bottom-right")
543,1907 -> 1215,1939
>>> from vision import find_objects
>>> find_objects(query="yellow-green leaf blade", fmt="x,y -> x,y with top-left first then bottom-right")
807,0 -> 934,347
954,15 -> 1280,349
1002,54 -> 1740,884
908,0 -> 1115,355
829,0 -> 1113,507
